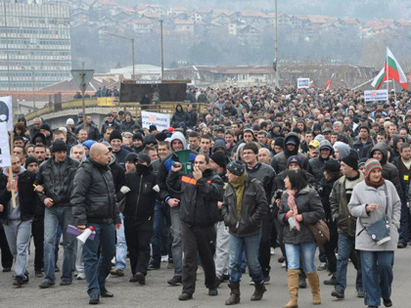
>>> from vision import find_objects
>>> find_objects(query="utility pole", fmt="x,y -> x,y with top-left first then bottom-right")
160,19 -> 164,80
32,68 -> 36,109
131,38 -> 135,81
274,0 -> 280,88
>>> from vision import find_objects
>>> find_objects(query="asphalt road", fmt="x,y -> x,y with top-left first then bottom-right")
0,244 -> 409,308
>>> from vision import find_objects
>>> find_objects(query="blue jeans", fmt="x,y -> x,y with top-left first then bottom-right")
83,223 -> 115,296
43,206 -> 75,283
170,206 -> 182,277
115,213 -> 127,270
335,233 -> 362,292
360,251 -> 394,306
229,234 -> 264,284
151,202 -> 170,266
285,242 -> 317,273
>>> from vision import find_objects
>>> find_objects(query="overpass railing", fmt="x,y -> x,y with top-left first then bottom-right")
25,98 -> 209,121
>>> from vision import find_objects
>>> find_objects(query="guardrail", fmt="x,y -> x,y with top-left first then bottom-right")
25,98 -> 209,121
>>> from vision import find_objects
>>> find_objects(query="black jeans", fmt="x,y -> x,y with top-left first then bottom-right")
181,223 -> 218,295
323,220 -> 338,273
259,218 -> 273,276
32,219 -> 44,272
0,225 -> 13,269
124,218 -> 153,276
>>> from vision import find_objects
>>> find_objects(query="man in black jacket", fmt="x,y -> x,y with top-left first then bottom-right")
123,153 -> 157,285
167,153 -> 224,301
0,155 -> 37,287
71,143 -> 121,305
35,140 -> 79,289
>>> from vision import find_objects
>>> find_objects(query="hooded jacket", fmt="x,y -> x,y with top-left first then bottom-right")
171,104 -> 190,127
271,132 -> 308,173
391,135 -> 406,158
157,132 -> 196,202
333,141 -> 350,160
143,134 -> 157,146
307,140 -> 334,182
369,143 -> 402,194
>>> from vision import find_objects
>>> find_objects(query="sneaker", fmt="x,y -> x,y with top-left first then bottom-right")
278,256 -> 285,263
110,268 -> 125,276
270,247 -> 275,255
208,288 -> 218,296
356,289 -> 365,298
323,273 -> 336,285
318,262 -> 327,271
54,266 -> 60,273
39,280 -> 55,289
397,242 -> 406,249
77,273 -> 86,280
196,265 -> 203,275
35,271 -> 43,278
13,278 -> 23,288
249,279 -> 255,285
264,276 -> 270,284
105,273 -> 111,281
129,275 -> 138,283
331,289 -> 345,299
60,279 -> 72,286
220,273 -> 229,282
161,255 -> 169,262
2,267 -> 11,272
167,276 -> 182,286
281,261 -> 287,268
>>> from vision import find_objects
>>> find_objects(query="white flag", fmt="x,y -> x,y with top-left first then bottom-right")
0,122 -> 11,167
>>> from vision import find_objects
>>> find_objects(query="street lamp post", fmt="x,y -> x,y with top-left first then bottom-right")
274,0 -> 279,87
103,31 -> 136,81
32,67 -> 36,109
160,19 -> 164,80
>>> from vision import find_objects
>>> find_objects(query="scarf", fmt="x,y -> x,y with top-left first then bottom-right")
230,173 -> 247,218
365,176 -> 385,188
287,189 -> 301,231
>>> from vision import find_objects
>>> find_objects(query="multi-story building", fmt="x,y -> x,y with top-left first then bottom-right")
0,1 -> 71,91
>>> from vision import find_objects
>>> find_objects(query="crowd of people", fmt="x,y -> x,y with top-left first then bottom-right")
1,85 -> 409,308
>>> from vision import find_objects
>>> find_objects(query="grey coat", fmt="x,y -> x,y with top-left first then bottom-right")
278,186 -> 325,245
348,180 -> 401,252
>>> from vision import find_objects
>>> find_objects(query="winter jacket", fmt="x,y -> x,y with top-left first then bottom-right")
222,176 -> 268,237
271,132 -> 308,173
171,104 -> 190,127
349,180 -> 401,251
307,140 -> 334,182
109,156 -> 126,202
246,162 -> 276,210
71,159 -> 120,225
278,186 -> 324,244
113,147 -> 130,169
35,157 -> 79,207
101,120 -> 121,135
167,169 -> 224,227
330,172 -> 365,237
123,166 -> 157,220
186,110 -> 198,127
74,123 -> 100,141
353,137 -> 374,159
369,143 -> 402,194
319,175 -> 341,222
0,170 -> 37,224
121,119 -> 136,133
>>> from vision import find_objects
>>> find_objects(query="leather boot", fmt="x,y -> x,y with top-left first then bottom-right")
283,269 -> 300,308
225,282 -> 240,305
307,271 -> 321,305
250,282 -> 266,301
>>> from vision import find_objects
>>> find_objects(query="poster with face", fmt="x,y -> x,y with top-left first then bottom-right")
0,96 -> 13,131
0,122 -> 11,167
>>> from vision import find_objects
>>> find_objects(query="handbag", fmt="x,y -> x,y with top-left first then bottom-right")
308,219 -> 330,246
358,184 -> 391,246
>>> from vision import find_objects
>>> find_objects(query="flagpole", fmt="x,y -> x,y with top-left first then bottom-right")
386,47 -> 389,105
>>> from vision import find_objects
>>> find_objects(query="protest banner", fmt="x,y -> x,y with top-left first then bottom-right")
297,78 -> 310,89
141,111 -> 170,131
364,89 -> 388,102
0,122 -> 11,167
0,96 -> 13,131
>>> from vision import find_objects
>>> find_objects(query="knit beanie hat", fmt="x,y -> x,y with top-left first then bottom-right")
132,133 -> 144,141
323,159 -> 340,173
25,156 -> 38,168
125,152 -> 138,164
274,137 -> 284,148
109,129 -> 122,142
365,158 -> 382,177
227,160 -> 245,176
341,154 -> 358,170
82,140 -> 96,150
210,152 -> 226,168
287,155 -> 303,169
51,140 -> 68,153
358,157 -> 368,169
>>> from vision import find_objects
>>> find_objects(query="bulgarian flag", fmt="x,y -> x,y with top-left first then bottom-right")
371,47 -> 409,90
310,80 -> 315,87
325,73 -> 335,90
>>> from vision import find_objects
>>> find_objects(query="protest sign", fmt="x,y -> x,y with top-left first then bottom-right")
297,78 -> 310,89
141,111 -> 170,132
364,90 -> 388,102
